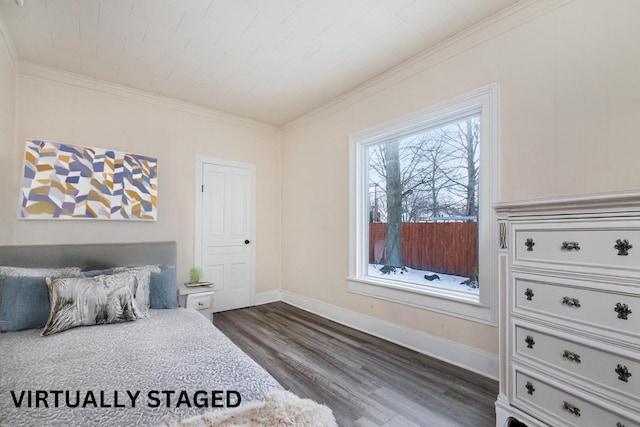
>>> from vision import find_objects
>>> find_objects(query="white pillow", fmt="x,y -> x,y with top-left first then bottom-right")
110,265 -> 160,319
0,266 -> 83,277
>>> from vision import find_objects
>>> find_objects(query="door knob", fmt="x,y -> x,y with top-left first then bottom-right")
244,240 -> 250,244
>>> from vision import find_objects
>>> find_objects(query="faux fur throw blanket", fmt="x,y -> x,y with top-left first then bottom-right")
172,391 -> 337,427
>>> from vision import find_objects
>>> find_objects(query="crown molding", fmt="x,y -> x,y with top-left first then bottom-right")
18,62 -> 279,133
494,190 -> 640,216
282,0 -> 573,130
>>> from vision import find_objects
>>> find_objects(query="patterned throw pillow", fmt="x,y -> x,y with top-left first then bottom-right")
41,275 -> 139,336
82,265 -> 178,310
111,265 -> 160,318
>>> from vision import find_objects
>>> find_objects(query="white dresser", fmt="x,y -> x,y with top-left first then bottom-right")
495,193 -> 640,427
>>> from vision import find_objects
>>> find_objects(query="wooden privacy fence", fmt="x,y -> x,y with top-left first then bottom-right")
369,222 -> 477,277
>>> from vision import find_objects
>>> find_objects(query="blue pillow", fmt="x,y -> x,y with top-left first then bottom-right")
150,265 -> 178,309
0,276 -> 50,332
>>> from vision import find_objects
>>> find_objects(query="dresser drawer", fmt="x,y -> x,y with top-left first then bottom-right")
186,293 -> 213,310
514,369 -> 639,427
512,219 -> 639,274
514,275 -> 640,339
515,324 -> 640,400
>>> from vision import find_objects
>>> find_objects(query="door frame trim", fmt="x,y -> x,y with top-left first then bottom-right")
194,155 -> 257,307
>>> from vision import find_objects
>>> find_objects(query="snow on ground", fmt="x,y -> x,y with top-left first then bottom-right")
367,264 -> 479,295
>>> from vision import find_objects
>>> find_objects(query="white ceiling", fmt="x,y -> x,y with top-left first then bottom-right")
0,0 -> 519,126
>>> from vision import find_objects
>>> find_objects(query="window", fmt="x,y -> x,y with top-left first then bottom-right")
348,84 -> 498,325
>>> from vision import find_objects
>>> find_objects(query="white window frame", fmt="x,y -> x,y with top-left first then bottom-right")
348,84 -> 499,325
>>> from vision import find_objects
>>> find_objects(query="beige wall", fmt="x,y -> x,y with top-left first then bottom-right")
0,25 -> 15,244
2,0 -> 638,363
280,0 -> 640,356
2,67 -> 281,293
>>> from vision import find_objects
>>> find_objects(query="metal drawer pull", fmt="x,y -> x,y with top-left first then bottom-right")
614,303 -> 632,320
525,335 -> 535,349
198,302 -> 204,306
499,223 -> 507,249
561,241 -> 580,251
525,381 -> 535,395
561,297 -> 581,308
525,238 -> 535,251
614,239 -> 632,256
615,364 -> 632,382
562,350 -> 581,363
617,422 -> 626,427
562,401 -> 581,417
525,288 -> 534,301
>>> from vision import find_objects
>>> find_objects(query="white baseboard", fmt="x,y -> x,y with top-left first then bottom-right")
253,290 -> 282,306
280,290 -> 498,380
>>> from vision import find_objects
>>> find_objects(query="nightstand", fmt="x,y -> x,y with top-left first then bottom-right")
178,284 -> 215,322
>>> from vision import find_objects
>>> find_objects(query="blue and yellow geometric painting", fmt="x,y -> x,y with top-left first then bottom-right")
19,139 -> 158,220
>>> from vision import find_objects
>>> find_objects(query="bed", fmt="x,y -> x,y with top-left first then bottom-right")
0,242 -> 283,426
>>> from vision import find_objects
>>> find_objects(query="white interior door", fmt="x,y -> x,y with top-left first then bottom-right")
197,158 -> 255,312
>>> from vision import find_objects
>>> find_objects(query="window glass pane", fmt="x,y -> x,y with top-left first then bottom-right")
366,114 -> 480,295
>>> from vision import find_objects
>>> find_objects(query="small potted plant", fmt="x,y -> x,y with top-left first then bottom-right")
189,267 -> 203,284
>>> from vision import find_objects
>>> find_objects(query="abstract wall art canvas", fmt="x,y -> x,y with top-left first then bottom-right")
18,139 -> 158,220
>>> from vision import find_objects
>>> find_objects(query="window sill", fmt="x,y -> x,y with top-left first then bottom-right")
347,276 -> 496,325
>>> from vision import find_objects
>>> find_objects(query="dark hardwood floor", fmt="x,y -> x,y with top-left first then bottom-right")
212,302 -> 498,427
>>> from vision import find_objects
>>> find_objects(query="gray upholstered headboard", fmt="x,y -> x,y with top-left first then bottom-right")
0,241 -> 176,270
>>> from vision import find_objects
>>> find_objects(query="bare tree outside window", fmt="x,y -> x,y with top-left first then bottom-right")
366,114 -> 480,294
